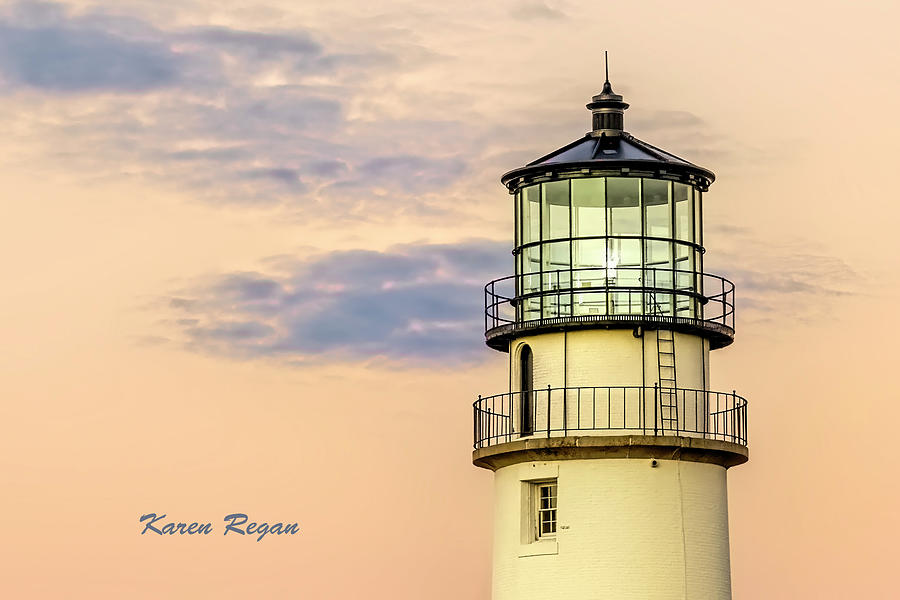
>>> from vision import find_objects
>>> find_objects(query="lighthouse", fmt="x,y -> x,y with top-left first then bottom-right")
473,65 -> 748,600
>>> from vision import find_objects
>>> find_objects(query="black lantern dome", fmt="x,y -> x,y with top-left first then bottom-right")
501,60 -> 715,194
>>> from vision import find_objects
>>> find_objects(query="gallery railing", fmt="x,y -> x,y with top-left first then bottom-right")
484,267 -> 734,335
473,385 -> 747,450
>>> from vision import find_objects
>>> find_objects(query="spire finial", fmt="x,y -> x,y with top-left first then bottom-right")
604,50 -> 609,84
587,54 -> 629,137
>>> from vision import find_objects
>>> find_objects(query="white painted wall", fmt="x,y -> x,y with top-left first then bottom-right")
491,458 -> 732,600
506,330 -> 713,438
510,329 -> 708,391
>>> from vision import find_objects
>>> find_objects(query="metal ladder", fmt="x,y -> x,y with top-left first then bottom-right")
656,329 -> 678,434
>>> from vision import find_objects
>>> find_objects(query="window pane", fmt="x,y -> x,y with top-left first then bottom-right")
542,242 -> 570,285
573,239 -> 605,289
607,178 -> 640,235
674,245 -> 696,318
649,292 -> 673,316
572,178 -> 605,238
522,246 -> 541,319
543,241 -> 570,271
608,237 -> 641,271
644,179 -> 671,238
543,242 -> 571,318
523,245 -> 541,275
522,185 -> 541,245
694,190 -> 703,249
644,239 -> 673,269
572,240 -> 606,317
514,191 -> 520,248
573,239 -> 605,269
674,183 -> 693,243
674,242 -> 692,279
542,181 -> 570,241
609,238 -> 640,315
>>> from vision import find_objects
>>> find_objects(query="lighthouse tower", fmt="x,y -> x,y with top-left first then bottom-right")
474,68 -> 748,600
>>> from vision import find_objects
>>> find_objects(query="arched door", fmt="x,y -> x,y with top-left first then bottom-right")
520,345 -> 534,435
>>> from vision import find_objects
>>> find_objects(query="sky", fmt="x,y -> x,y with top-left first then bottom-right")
1,0 -> 899,597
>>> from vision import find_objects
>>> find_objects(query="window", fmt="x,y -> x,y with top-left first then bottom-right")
542,180 -> 570,241
607,177 -> 640,235
673,182 -> 693,243
535,481 -> 558,539
522,185 -> 541,245
514,176 -> 704,320
643,178 -> 671,238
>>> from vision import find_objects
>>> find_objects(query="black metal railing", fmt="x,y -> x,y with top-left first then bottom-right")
473,385 -> 747,449
484,267 -> 734,335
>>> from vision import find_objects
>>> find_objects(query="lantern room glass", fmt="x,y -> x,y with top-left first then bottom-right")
515,176 -> 703,320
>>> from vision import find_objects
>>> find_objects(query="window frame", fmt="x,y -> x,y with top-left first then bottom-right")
534,480 -> 558,540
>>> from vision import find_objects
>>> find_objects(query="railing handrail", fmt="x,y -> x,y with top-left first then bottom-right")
484,266 -> 735,299
475,384 -> 747,405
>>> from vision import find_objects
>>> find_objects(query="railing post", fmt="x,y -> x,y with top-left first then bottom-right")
732,389 -> 737,444
474,395 -> 480,449
547,385 -> 552,438
641,387 -> 646,435
722,278 -> 726,324
556,270 -> 559,318
506,393 -> 511,444
653,383 -> 658,436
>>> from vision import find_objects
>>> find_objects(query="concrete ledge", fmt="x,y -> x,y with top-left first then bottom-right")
472,434 -> 749,471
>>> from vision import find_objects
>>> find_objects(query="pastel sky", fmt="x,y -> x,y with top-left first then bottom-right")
2,0 -> 899,597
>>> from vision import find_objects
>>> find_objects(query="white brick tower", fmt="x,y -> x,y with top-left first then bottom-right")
474,66 -> 747,600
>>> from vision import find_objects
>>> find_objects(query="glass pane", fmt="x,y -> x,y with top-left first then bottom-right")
645,240 -> 673,312
523,297 -> 541,321
522,246 -> 541,304
694,190 -> 703,249
522,185 -> 541,245
572,178 -> 605,238
521,243 -> 541,320
674,183 -> 693,243
542,242 -> 571,284
542,181 -> 570,241
607,178 -> 640,235
649,292 -> 673,316
523,245 -> 541,275
573,239 -> 605,288
674,242 -> 692,283
609,238 -> 640,315
644,179 -> 671,238
545,292 -> 571,318
644,239 -> 673,270
694,248 -> 704,298
608,237 -> 641,272
573,289 -> 607,316
610,288 -> 640,315
514,191 -> 519,247
543,242 -> 571,318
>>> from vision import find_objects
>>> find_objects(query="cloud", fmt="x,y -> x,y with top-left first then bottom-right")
0,2 -> 472,212
162,240 -> 510,365
511,1 -> 567,20
706,236 -> 859,324
0,23 -> 180,92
